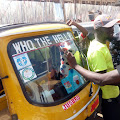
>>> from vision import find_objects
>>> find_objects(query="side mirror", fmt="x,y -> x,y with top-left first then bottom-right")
0,76 -> 9,80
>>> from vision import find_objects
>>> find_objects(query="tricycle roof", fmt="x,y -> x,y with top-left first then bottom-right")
0,22 -> 70,38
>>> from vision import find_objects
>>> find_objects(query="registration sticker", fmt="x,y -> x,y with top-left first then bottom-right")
62,96 -> 80,110
87,95 -> 99,117
91,98 -> 99,112
20,66 -> 37,83
64,81 -> 72,88
13,53 -> 31,70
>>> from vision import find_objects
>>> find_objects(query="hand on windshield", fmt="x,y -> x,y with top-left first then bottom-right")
64,50 -> 77,69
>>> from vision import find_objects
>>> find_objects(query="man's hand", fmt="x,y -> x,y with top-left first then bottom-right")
64,50 -> 77,69
66,19 -> 75,26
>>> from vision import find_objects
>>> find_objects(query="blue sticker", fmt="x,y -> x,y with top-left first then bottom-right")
13,53 -> 32,70
17,57 -> 27,66
68,69 -> 85,90
61,77 -> 74,94
61,69 -> 85,93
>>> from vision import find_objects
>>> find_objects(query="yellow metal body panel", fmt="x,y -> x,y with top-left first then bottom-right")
0,23 -> 99,120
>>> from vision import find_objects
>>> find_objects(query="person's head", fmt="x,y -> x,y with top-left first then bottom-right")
88,10 -> 95,21
96,10 -> 102,15
77,19 -> 82,23
94,14 -> 120,42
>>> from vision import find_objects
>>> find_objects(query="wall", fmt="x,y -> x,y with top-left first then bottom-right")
65,3 -> 120,22
0,0 -> 120,24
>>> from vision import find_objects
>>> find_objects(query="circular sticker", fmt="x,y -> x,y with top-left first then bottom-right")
22,67 -> 35,80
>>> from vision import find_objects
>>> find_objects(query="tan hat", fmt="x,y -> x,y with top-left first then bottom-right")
94,14 -> 120,29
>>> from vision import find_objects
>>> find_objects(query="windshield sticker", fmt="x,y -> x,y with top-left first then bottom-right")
61,77 -> 74,94
19,66 -> 37,83
61,69 -> 85,93
68,69 -> 85,89
11,31 -> 74,56
13,53 -> 31,70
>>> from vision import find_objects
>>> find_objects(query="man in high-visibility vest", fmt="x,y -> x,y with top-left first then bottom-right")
66,14 -> 120,120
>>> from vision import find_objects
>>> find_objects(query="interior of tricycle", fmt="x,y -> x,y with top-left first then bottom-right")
23,40 -> 86,104
0,80 -> 4,96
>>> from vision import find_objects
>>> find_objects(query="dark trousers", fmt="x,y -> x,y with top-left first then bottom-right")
102,95 -> 120,120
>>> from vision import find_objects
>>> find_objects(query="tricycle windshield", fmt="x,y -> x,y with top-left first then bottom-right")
8,31 -> 86,105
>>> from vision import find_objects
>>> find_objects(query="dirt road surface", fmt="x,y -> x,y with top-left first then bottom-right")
0,108 -> 11,120
0,108 -> 103,120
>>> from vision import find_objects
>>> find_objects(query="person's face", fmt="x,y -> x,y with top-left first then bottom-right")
102,26 -> 114,41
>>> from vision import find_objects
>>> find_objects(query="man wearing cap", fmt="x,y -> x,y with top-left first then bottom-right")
87,14 -> 120,120
66,15 -> 120,120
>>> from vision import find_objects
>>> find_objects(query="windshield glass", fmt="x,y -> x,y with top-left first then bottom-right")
8,31 -> 86,105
